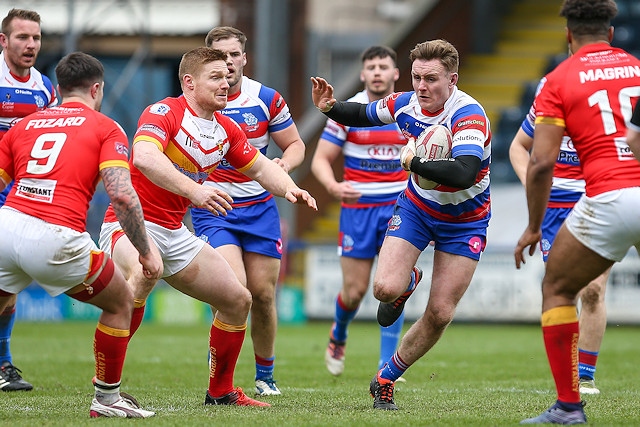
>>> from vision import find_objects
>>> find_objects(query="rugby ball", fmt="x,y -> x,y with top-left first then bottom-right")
413,124 -> 452,189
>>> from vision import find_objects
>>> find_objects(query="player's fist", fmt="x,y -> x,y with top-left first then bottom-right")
400,138 -> 416,171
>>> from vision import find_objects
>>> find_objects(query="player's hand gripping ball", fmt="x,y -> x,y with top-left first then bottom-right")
413,124 -> 452,189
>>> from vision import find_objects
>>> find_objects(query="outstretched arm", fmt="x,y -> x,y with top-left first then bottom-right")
310,77 -> 375,127
244,153 -> 318,210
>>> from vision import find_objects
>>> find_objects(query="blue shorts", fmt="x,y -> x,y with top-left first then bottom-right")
540,207 -> 571,262
338,202 -> 395,259
0,181 -> 13,206
386,192 -> 489,261
191,197 -> 283,259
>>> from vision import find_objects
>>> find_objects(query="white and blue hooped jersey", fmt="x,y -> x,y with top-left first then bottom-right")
320,90 -> 408,205
0,52 -> 57,206
204,76 -> 294,204
367,87 -> 491,223
0,52 -> 57,136
521,78 -> 584,209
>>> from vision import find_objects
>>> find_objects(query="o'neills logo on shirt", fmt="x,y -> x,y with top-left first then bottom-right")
15,178 -> 56,203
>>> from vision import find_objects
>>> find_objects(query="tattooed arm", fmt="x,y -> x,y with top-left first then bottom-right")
101,166 -> 150,255
101,166 -> 163,279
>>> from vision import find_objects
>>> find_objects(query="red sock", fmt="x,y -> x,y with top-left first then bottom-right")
94,322 -> 129,385
207,317 -> 246,398
129,299 -> 146,339
541,306 -> 580,404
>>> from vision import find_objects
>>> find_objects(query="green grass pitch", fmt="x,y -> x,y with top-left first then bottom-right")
2,320 -> 639,426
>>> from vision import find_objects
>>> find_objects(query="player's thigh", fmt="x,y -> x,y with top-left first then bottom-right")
77,260 -> 133,314
216,244 -> 247,286
341,256 -> 374,290
244,252 -> 279,296
167,243 -> 249,309
544,224 -> 613,299
374,236 -> 421,295
100,221 -> 148,279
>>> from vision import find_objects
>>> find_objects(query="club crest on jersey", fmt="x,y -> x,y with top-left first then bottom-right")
242,112 -> 259,132
149,103 -> 170,115
114,141 -> 129,156
34,94 -> 46,108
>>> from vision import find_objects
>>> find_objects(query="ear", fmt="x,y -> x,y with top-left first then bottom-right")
393,67 -> 400,82
608,26 -> 614,43
449,72 -> 458,87
183,74 -> 195,90
242,52 -> 247,67
360,70 -> 365,82
90,82 -> 101,98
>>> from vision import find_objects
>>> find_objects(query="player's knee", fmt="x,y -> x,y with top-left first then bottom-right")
233,286 -> 253,316
250,287 -> 274,308
372,282 -> 396,303
580,282 -> 604,309
343,287 -> 367,307
425,304 -> 455,331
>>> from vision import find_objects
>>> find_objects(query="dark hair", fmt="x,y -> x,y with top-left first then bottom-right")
361,46 -> 397,65
205,26 -> 247,51
55,52 -> 104,97
179,47 -> 228,83
409,39 -> 459,74
2,8 -> 41,35
560,0 -> 617,38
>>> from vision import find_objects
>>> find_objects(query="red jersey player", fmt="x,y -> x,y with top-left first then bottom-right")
99,47 -> 317,408
515,0 -> 640,424
0,52 -> 162,418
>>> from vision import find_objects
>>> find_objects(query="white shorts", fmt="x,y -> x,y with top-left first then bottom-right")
565,188 -> 640,261
0,207 -> 103,296
99,220 -> 204,277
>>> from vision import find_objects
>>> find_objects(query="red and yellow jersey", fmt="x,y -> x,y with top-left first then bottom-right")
535,43 -> 640,197
105,96 -> 259,229
0,102 -> 130,232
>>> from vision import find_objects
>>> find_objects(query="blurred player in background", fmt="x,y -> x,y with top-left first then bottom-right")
99,47 -> 316,408
312,38 -> 491,410
515,0 -> 640,423
0,51 -> 162,417
191,27 -> 306,396
509,81 -> 609,395
311,46 -> 409,378
0,8 -> 57,392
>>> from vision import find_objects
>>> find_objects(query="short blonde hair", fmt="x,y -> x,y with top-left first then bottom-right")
409,39 -> 459,74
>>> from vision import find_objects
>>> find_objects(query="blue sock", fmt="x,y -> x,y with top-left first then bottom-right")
378,310 -> 405,369
379,352 -> 409,382
0,306 -> 16,364
405,268 -> 418,293
330,294 -> 358,343
578,349 -> 598,380
255,355 -> 275,380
